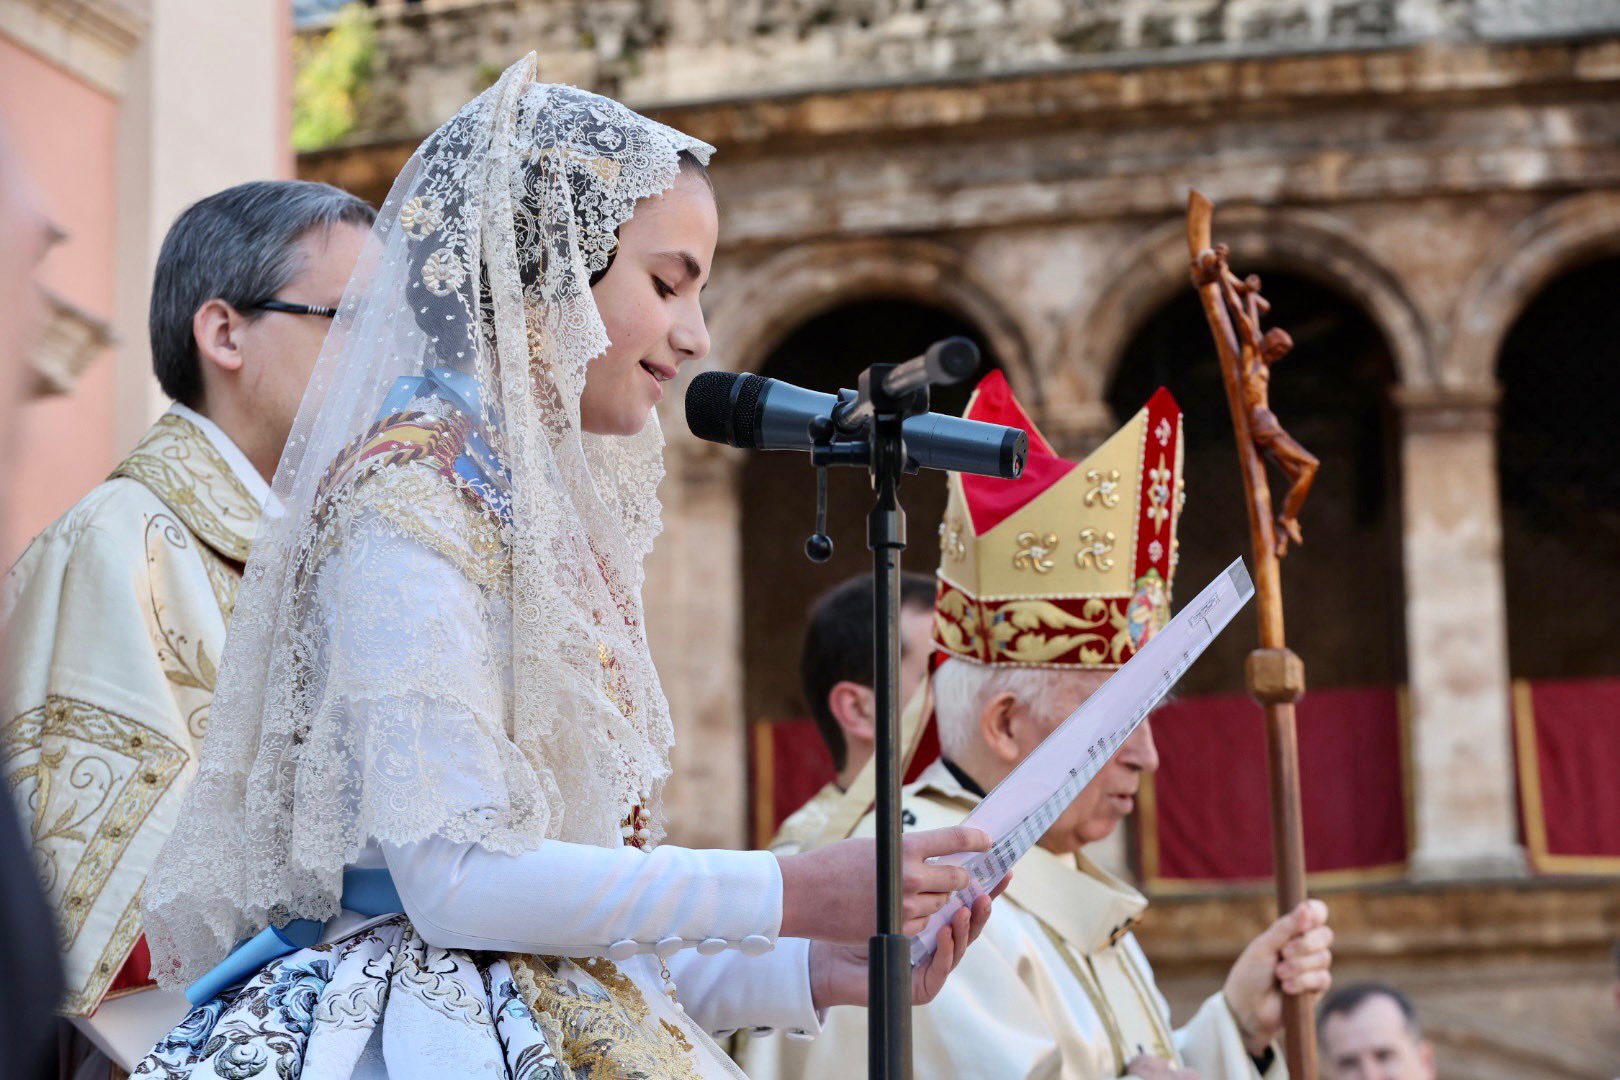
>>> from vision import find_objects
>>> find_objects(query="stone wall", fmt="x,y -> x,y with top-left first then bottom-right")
312,0 -> 1620,144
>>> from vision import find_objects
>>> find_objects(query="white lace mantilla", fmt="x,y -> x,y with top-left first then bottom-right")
143,55 -> 715,990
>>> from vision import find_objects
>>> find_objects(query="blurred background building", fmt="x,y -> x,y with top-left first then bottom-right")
4,0 -> 1615,1075
0,0 -> 291,563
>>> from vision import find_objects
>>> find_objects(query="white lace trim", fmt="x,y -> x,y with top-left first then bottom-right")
142,55 -> 715,990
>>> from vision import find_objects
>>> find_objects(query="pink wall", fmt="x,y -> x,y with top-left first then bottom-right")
0,38 -> 121,564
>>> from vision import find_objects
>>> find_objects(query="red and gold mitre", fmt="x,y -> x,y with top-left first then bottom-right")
933,372 -> 1184,669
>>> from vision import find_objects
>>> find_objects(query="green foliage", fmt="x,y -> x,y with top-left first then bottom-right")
292,3 -> 377,152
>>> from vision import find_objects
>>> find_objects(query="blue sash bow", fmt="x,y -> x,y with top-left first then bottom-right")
184,868 -> 403,1005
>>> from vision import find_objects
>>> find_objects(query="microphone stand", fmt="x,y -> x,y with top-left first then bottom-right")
807,364 -> 936,1080
798,338 -> 988,1080
864,366 -> 913,1080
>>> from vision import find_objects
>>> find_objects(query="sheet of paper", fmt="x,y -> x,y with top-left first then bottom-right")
910,558 -> 1255,965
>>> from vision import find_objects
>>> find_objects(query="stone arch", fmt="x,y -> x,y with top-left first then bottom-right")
1070,204 -> 1434,402
703,236 -> 1038,401
652,243 -> 1034,847
1446,190 -> 1620,386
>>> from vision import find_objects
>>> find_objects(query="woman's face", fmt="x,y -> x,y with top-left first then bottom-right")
581,170 -> 717,436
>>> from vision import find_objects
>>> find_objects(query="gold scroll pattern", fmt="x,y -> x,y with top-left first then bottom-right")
509,954 -> 704,1079
110,413 -> 259,563
2,696 -> 187,1011
934,579 -> 1139,669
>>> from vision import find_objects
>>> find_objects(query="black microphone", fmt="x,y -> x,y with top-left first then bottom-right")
685,371 -> 1026,479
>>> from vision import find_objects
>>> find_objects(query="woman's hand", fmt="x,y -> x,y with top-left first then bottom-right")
777,826 -> 992,944
807,887 -> 1001,1009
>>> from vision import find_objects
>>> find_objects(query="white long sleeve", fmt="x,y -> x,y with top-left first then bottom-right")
378,834 -> 824,1038
335,524 -> 822,1037
665,942 -> 821,1039
380,834 -> 782,957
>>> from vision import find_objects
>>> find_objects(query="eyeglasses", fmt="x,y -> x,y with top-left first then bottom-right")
246,299 -> 338,319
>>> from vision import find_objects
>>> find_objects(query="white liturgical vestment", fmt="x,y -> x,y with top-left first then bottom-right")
2,406 -> 266,1064
738,761 -> 1283,1080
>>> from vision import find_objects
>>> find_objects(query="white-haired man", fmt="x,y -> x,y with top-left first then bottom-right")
739,372 -> 1333,1079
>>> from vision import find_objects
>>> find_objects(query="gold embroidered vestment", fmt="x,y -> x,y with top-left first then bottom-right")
2,411 -> 260,1016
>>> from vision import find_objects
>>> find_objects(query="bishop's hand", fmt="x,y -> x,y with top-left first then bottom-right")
1222,899 -> 1334,1056
1125,1054 -> 1203,1080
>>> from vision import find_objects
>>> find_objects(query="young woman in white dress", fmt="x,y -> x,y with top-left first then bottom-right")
131,55 -> 996,1080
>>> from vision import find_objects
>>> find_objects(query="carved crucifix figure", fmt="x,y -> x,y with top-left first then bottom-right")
1197,245 -> 1320,556
1246,325 -> 1318,555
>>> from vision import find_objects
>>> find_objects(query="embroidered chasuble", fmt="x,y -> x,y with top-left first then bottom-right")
767,780 -> 845,856
2,407 -> 263,1018
736,761 -> 1283,1080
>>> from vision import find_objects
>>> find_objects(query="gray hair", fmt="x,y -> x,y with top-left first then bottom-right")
149,179 -> 375,405
932,658 -> 1105,764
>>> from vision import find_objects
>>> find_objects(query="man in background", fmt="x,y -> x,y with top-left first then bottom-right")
1317,982 -> 1437,1080
740,373 -> 1332,1079
767,571 -> 936,855
2,180 -> 373,1074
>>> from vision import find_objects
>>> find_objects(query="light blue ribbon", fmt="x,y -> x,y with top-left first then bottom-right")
185,868 -> 403,1005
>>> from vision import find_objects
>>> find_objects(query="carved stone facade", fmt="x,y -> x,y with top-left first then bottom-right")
300,5 -> 1620,1072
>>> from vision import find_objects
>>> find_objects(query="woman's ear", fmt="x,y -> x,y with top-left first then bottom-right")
826,680 -> 876,744
193,298 -> 245,377
978,692 -> 1024,766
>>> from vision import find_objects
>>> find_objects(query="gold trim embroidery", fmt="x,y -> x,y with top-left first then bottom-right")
143,513 -> 225,740
195,539 -> 244,621
508,954 -> 703,1079
1038,921 -> 1129,1070
2,696 -> 187,1008
1012,531 -> 1059,574
314,463 -> 510,590
67,888 -> 149,1015
1076,528 -> 1117,572
1084,468 -> 1122,508
110,414 -> 259,562
1146,454 -> 1172,531
940,516 -> 967,563
1115,939 -> 1178,1060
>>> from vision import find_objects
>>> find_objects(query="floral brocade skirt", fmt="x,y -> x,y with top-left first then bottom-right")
132,915 -> 746,1080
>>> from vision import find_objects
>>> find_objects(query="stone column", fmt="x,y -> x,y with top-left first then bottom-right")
646,440 -> 749,849
1395,385 -> 1525,879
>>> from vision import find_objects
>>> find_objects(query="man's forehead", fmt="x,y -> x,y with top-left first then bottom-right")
1324,993 -> 1418,1047
1036,668 -> 1111,713
1053,668 -> 1111,695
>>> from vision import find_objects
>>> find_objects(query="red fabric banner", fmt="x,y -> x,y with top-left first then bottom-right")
1513,676 -> 1620,874
753,679 -> 1620,884
1137,686 -> 1409,888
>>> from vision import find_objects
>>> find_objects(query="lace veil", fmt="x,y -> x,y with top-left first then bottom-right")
144,55 -> 715,989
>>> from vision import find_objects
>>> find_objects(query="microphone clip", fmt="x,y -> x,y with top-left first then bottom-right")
804,415 -> 840,562
833,337 -> 981,436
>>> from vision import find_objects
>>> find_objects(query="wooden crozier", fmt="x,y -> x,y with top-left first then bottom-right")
1186,190 -> 1320,1080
